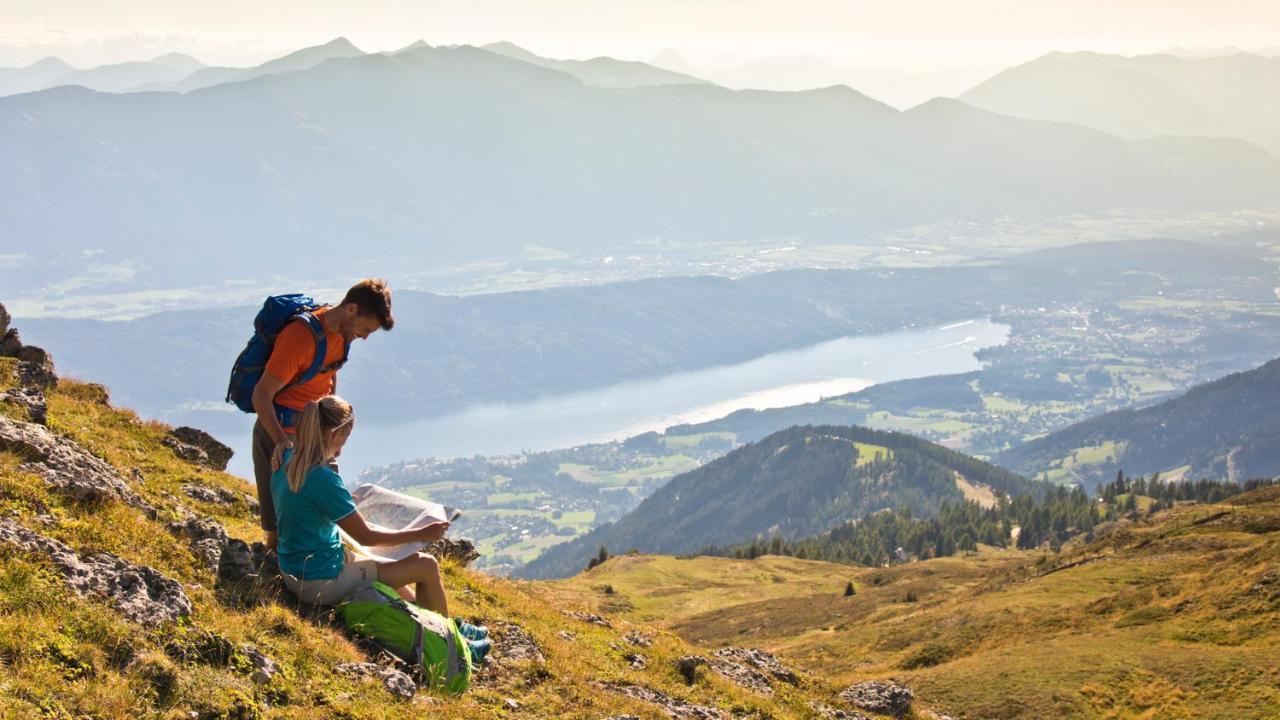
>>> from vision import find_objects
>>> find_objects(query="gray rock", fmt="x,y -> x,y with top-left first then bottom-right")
239,644 -> 279,684
0,303 -> 8,337
623,630 -> 653,647
0,517 -> 192,624
494,621 -> 544,664
16,359 -> 56,389
562,610 -> 612,627
0,415 -> 150,511
503,698 -> 520,710
381,668 -> 417,699
810,702 -> 870,720
627,653 -> 647,669
169,427 -> 234,471
183,482 -> 241,506
597,682 -> 726,719
169,516 -> 230,573
427,537 -> 479,567
838,680 -> 915,718
706,655 -> 773,695
163,436 -> 209,466
336,662 -> 415,700
0,387 -> 47,424
14,345 -> 50,364
335,662 -> 382,679
713,647 -> 798,685
0,328 -> 20,357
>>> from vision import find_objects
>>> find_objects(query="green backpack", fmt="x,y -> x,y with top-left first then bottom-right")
337,581 -> 472,695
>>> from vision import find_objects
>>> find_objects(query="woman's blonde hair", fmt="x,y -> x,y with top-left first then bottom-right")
285,395 -> 355,493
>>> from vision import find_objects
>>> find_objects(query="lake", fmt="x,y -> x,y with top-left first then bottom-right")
224,318 -> 1006,477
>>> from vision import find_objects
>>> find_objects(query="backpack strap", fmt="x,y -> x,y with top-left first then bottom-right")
272,310 -> 347,428
291,311 -> 329,387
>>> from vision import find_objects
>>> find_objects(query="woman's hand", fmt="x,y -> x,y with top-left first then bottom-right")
414,520 -> 450,543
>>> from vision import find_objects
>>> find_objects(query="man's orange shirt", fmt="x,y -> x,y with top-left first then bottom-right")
264,307 -> 346,422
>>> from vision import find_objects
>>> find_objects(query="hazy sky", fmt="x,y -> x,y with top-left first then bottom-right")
1,0 -> 1277,71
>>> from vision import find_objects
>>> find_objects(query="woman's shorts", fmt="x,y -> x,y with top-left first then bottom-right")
281,548 -> 379,606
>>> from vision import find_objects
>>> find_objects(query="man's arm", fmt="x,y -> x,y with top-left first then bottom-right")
251,373 -> 291,468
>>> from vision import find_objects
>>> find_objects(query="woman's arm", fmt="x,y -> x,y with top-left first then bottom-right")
337,511 -> 449,548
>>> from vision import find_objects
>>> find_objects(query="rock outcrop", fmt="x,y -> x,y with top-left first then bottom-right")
169,516 -> 231,573
0,414 -> 151,512
0,517 -> 192,624
335,662 -> 419,700
838,680 -> 915,718
0,306 -> 58,390
0,386 -> 47,424
164,426 -> 234,471
597,682 -> 727,719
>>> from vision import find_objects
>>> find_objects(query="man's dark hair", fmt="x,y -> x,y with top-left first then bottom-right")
340,278 -> 394,330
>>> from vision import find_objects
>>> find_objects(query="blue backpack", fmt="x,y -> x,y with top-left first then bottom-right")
225,294 -> 351,416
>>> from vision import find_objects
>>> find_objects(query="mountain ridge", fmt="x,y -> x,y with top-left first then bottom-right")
518,423 -> 1046,579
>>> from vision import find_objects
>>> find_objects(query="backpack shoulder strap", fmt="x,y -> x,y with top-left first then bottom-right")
285,311 -> 329,389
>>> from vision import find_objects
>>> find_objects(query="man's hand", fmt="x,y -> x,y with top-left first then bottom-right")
414,520 -> 450,543
271,439 -> 293,472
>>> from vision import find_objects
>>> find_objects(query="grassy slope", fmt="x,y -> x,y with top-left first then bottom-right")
539,495 -> 1280,719
0,358 -> 838,719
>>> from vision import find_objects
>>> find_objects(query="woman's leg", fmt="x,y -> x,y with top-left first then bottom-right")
377,553 -> 448,616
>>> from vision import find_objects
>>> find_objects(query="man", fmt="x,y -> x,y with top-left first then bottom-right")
251,278 -> 394,549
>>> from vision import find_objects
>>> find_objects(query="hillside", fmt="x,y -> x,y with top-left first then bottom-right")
961,51 -> 1280,155
4,45 -> 1278,295
997,356 -> 1280,485
519,424 -> 1044,579
538,484 -> 1280,718
0,321 -> 903,718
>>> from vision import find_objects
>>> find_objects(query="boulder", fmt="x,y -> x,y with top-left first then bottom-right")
838,680 -> 915,718
169,427 -> 234,471
14,345 -> 50,364
169,516 -> 230,573
492,621 -> 544,664
0,302 -> 9,337
162,436 -> 209,466
427,537 -> 479,567
0,328 -> 20,357
16,358 -> 57,389
239,644 -> 279,684
0,415 -> 150,511
0,517 -> 192,624
0,387 -> 47,424
183,482 -> 243,506
335,662 -> 417,700
713,647 -> 798,685
623,630 -> 653,647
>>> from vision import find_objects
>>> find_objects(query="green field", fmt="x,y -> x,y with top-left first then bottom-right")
536,491 -> 1280,719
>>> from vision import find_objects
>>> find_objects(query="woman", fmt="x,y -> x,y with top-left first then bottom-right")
270,395 -> 471,626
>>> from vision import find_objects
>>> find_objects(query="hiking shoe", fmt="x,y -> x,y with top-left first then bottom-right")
467,637 -> 492,666
454,618 -> 489,641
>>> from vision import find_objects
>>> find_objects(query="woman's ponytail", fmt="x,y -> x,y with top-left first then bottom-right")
284,395 -> 354,493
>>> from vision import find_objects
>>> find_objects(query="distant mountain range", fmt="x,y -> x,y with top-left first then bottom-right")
3,44 -> 1277,296
961,51 -> 1280,155
650,48 -> 990,109
518,424 -> 1045,579
131,37 -> 366,93
997,356 -> 1280,486
0,53 -> 205,96
484,41 -> 707,88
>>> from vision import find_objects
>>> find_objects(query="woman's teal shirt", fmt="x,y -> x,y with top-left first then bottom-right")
271,451 -> 358,580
